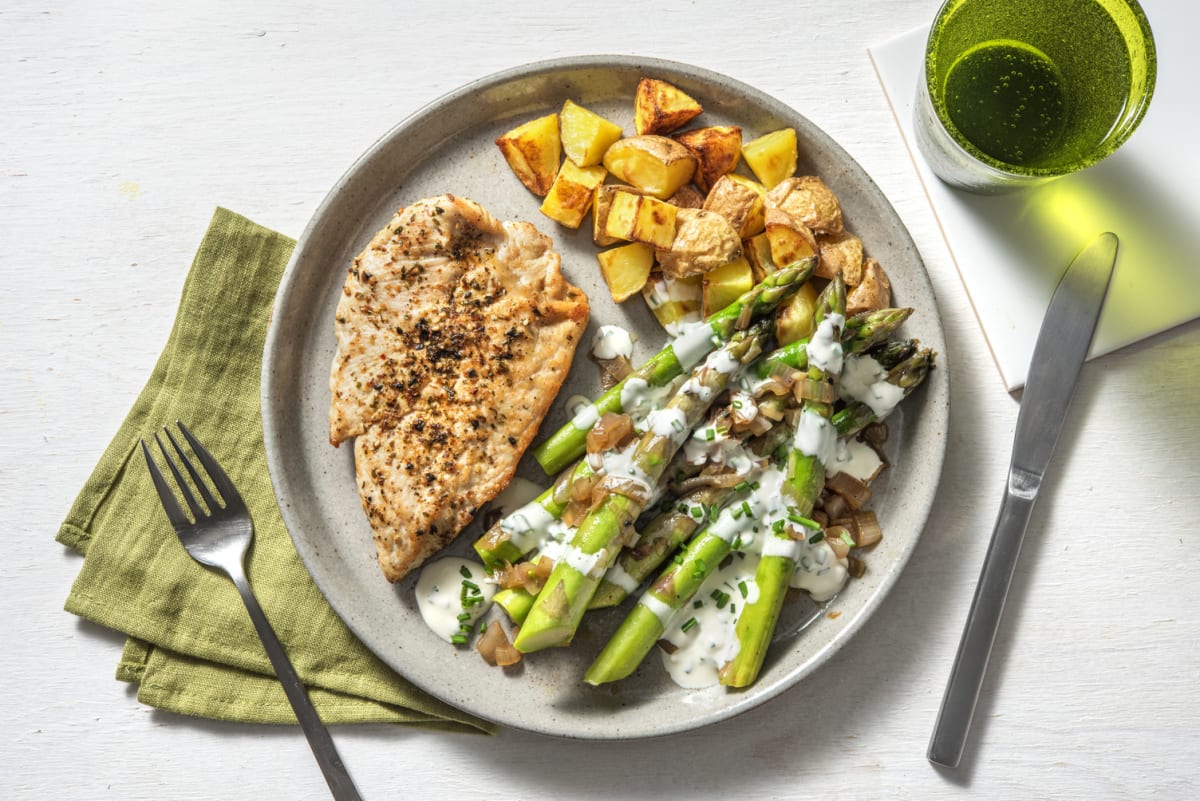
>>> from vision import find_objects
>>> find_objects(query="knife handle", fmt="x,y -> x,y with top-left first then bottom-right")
928,478 -> 1038,767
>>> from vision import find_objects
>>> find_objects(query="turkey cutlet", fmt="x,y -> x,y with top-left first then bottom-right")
329,195 -> 589,582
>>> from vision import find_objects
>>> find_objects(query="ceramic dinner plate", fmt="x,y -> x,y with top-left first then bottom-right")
261,55 -> 949,739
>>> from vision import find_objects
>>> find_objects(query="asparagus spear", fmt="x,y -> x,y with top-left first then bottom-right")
513,323 -> 771,653
588,484 -> 735,609
719,274 -> 847,688
532,260 -> 816,476
755,307 -> 912,380
473,460 -> 593,570
832,349 -> 936,438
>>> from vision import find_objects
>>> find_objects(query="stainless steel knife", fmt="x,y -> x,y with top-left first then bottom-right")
928,232 -> 1119,768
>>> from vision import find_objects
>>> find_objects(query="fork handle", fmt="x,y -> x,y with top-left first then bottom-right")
228,567 -> 365,801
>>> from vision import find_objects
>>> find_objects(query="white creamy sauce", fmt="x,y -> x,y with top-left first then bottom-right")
592,324 -> 635,360
570,402 -> 601,432
841,354 -> 905,419
794,408 -> 837,467
498,499 -> 559,553
566,394 -> 592,418
621,376 -> 680,428
806,313 -> 845,374
671,321 -> 718,370
646,407 -> 690,445
640,593 -> 676,625
415,558 -> 496,643
660,552 -> 758,688
603,561 -> 642,594
826,437 -> 883,482
790,540 -> 848,602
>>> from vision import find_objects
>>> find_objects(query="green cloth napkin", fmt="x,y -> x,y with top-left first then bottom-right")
58,207 -> 494,733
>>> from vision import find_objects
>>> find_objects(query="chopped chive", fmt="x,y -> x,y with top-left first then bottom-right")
710,589 -> 731,608
459,565 -> 473,579
772,519 -> 786,534
681,617 -> 698,633
734,480 -> 750,493
840,530 -> 857,547
450,634 -> 467,645
731,398 -> 743,409
693,599 -> 703,609
457,612 -> 472,622
787,513 -> 820,530
732,505 -> 744,520
750,481 -> 761,491
738,580 -> 749,598
808,530 -> 825,544
705,428 -> 715,442
740,501 -> 752,518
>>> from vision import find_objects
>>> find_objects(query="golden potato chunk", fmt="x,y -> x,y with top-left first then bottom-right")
540,160 -> 607,229
604,191 -> 677,249
846,257 -> 892,314
816,230 -> 864,284
764,208 -> 818,269
673,125 -> 742,191
495,113 -> 561,196
592,184 -> 649,246
642,273 -> 702,334
602,135 -> 697,199
775,282 -> 820,345
597,241 -> 655,303
766,176 -> 844,234
741,128 -> 798,189
743,231 -> 776,282
560,99 -> 623,167
657,208 -> 742,279
702,256 -> 754,317
703,175 -> 766,238
634,78 -> 703,135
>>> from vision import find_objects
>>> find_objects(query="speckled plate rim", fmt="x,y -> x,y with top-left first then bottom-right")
262,54 -> 950,739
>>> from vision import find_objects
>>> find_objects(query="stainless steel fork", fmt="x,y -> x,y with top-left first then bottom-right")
141,422 -> 363,801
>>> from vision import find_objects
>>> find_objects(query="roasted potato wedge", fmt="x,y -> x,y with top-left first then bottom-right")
774,282 -> 820,345
703,174 -> 766,238
743,231 -> 776,281
764,208 -> 818,269
673,125 -> 742,191
540,160 -> 607,229
816,230 -> 864,284
656,207 -> 742,279
766,176 -> 844,234
846,257 -> 892,314
741,128 -> 798,189
603,135 -> 697,199
667,184 -> 705,209
592,184 -> 650,246
634,78 -> 703,135
702,256 -> 754,317
642,273 -> 703,334
597,241 -> 655,303
495,113 -> 561,196
560,99 -> 623,167
604,190 -> 677,249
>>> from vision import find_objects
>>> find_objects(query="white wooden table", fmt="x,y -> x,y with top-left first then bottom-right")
5,2 -> 1198,798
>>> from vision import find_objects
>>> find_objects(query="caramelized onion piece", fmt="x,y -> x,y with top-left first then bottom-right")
826,471 -> 872,510
853,509 -> 883,548
825,525 -> 853,559
477,620 -> 522,667
586,412 -> 634,454
594,355 -> 634,391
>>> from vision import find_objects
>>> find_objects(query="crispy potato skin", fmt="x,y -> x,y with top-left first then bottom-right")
634,78 -> 704,135
703,174 -> 765,238
846,257 -> 892,314
657,207 -> 742,279
673,125 -> 742,191
667,184 -> 705,209
766,176 -> 844,234
495,113 -> 561,196
816,230 -> 864,284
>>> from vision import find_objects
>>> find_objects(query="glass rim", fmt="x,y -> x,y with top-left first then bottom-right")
923,0 -> 1157,178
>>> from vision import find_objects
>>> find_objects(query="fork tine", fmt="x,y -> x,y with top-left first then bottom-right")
155,432 -> 206,521
140,439 -> 190,530
176,421 -> 245,510
162,426 -> 220,512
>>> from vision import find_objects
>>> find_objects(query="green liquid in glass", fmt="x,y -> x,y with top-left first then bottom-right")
944,39 -> 1067,166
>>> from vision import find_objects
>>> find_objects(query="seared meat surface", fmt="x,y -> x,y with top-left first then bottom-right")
330,195 -> 588,582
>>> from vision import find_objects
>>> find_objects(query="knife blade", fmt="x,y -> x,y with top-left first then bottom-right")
928,232 -> 1118,768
